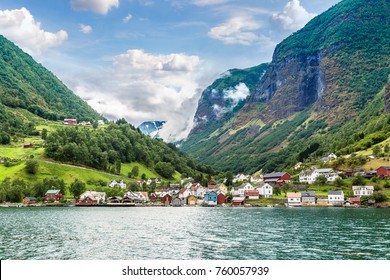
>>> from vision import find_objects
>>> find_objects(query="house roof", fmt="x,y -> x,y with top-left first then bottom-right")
263,172 -> 287,178
232,197 -> 245,202
45,190 -> 61,195
301,192 -> 315,197
245,190 -> 259,196
315,168 -> 333,173
328,190 -> 344,195
352,186 -> 374,190
287,192 -> 302,198
378,166 -> 390,170
25,196 -> 37,200
179,188 -> 187,194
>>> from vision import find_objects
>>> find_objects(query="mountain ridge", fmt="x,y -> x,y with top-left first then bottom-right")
182,0 -> 390,174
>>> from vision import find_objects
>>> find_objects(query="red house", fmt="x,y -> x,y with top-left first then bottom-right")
207,180 -> 218,189
231,197 -> 245,206
217,193 -> 227,205
63,119 -> 77,125
23,143 -> 33,149
161,193 -> 172,205
45,190 -> 63,202
23,197 -> 37,204
77,196 -> 97,205
263,172 -> 291,184
150,193 -> 157,202
376,166 -> 390,179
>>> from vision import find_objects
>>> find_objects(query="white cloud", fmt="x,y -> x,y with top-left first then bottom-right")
208,16 -> 272,46
71,0 -> 119,15
69,49 -> 207,141
80,24 -> 92,34
123,14 -> 133,23
271,0 -> 316,31
0,7 -> 68,56
192,0 -> 228,6
223,82 -> 250,107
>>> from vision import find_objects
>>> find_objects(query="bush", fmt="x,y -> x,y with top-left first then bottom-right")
25,160 -> 39,174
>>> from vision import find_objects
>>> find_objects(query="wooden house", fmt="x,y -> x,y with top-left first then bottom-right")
204,191 -> 218,206
376,166 -> 390,179
23,143 -> 33,149
63,119 -> 77,125
301,192 -> 316,204
107,196 -> 122,203
328,190 -> 344,205
172,197 -> 183,207
187,195 -> 198,206
352,186 -> 374,197
178,188 -> 191,199
23,197 -> 37,204
217,192 -> 227,205
231,197 -> 245,206
45,190 -> 62,202
150,193 -> 157,202
287,192 -> 302,207
244,189 -> 259,200
161,193 -> 172,205
263,172 -> 291,184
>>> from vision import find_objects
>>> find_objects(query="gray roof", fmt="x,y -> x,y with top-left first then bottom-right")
315,168 -> 333,173
328,190 -> 343,195
263,172 -> 287,178
301,192 -> 315,197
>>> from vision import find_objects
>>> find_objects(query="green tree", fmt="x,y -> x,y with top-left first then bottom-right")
0,132 -> 11,144
25,159 -> 39,175
351,174 -> 366,186
225,171 -> 233,186
115,160 -> 121,174
41,128 -> 48,140
141,173 -> 147,180
333,177 -> 345,188
372,145 -> 381,157
70,179 -> 86,198
131,165 -> 139,177
315,175 -> 327,185
155,162 -> 175,178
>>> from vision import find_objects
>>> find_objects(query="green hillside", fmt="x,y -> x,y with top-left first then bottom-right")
183,0 -> 390,174
0,35 -> 102,138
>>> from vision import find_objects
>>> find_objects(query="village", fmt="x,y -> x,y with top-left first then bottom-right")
19,160 -> 390,208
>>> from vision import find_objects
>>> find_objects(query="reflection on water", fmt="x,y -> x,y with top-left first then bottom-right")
0,207 -> 389,260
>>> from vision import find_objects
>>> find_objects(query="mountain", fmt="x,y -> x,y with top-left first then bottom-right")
182,0 -> 390,174
190,64 -> 268,136
138,121 -> 166,138
0,35 -> 102,135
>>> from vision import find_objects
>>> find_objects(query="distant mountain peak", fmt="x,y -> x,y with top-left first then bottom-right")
138,121 -> 166,138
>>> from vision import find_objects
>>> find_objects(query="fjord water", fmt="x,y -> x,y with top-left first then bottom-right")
0,207 -> 389,260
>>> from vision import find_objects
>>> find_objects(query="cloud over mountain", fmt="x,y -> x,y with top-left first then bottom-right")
271,0 -> 316,31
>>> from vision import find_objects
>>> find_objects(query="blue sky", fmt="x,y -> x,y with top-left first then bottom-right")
0,0 -> 340,140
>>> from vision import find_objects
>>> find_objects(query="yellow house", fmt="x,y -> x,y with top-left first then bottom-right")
187,195 -> 198,206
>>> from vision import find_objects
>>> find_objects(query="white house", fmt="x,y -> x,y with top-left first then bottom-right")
287,192 -> 302,207
145,178 -> 161,185
231,183 -> 254,197
233,174 -> 251,183
178,188 -> 191,199
133,192 -> 149,203
256,183 -> 273,198
352,186 -> 374,197
328,190 -> 344,205
189,183 -> 205,198
299,168 -> 340,184
79,191 -> 106,204
109,180 -> 127,189
321,153 -> 338,162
